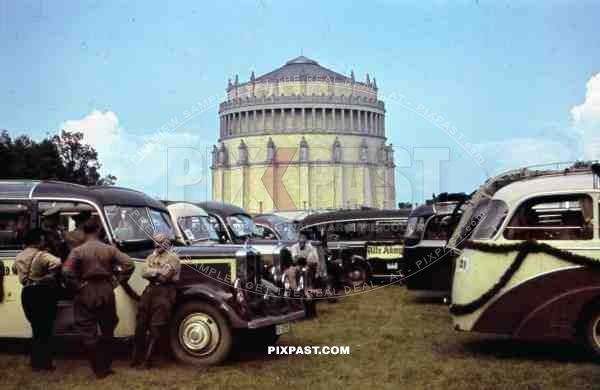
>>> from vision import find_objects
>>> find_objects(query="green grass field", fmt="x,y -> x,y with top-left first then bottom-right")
1,286 -> 599,390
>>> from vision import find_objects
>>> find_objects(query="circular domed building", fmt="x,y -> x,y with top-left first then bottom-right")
211,56 -> 396,214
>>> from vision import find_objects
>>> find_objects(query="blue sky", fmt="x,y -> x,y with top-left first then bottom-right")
1,1 -> 599,203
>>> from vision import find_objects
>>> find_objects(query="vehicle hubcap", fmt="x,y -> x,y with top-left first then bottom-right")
179,313 -> 220,356
592,316 -> 600,348
348,268 -> 365,284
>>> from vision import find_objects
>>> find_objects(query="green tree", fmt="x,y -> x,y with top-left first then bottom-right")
0,130 -> 116,185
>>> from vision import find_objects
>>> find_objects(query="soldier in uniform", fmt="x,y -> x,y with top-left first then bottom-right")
289,234 -> 319,318
13,228 -> 61,371
289,233 -> 319,266
62,219 -> 134,379
64,210 -> 92,250
131,233 -> 180,369
41,207 -> 69,260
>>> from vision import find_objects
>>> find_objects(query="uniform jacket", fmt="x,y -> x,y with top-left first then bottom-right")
142,250 -> 181,284
62,238 -> 135,290
289,242 -> 319,265
64,228 -> 86,250
13,247 -> 61,286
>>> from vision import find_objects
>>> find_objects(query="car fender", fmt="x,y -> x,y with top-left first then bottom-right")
178,284 -> 248,328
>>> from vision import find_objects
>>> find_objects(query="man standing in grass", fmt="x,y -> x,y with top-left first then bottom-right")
131,233 -> 181,369
63,219 -> 134,379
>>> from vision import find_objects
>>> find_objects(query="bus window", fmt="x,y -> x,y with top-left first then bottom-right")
375,220 -> 406,240
504,194 -> 593,241
0,203 -> 30,250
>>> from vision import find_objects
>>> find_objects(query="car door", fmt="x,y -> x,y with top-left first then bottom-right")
0,200 -> 33,337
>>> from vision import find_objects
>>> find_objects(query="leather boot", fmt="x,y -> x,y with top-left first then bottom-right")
130,330 -> 146,368
84,342 -> 101,377
142,336 -> 159,369
95,337 -> 115,379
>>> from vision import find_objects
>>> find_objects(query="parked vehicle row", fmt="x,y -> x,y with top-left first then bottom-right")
300,208 -> 410,286
400,192 -> 469,296
0,181 -> 304,366
4,160 -> 600,365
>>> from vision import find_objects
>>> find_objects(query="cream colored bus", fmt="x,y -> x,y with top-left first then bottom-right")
449,162 -> 600,356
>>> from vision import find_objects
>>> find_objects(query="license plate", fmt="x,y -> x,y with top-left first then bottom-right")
386,262 -> 398,270
275,323 -> 290,335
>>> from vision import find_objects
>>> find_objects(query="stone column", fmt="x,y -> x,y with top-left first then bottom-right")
219,167 -> 225,202
335,165 -> 345,208
252,110 -> 256,133
299,158 -> 310,212
341,109 -> 345,130
359,111 -> 364,132
302,107 -> 306,130
262,109 -> 266,131
241,165 -> 248,209
363,165 -> 372,207
350,109 -> 354,131
311,107 -> 316,129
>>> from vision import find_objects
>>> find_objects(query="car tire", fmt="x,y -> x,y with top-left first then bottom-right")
170,302 -> 233,366
346,264 -> 368,286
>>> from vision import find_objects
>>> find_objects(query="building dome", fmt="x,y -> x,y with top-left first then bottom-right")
212,56 -> 396,214
250,56 -> 351,83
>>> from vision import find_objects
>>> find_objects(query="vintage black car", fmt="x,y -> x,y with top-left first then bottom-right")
195,202 -> 290,274
300,208 -> 410,285
0,181 -> 304,366
400,193 -> 468,295
197,203 -> 327,301
253,213 -> 300,242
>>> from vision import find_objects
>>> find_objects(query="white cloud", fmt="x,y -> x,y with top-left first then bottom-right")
571,72 -> 600,160
476,73 -> 600,177
61,110 -> 212,200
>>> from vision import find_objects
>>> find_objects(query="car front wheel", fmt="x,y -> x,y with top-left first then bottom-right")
170,302 -> 233,366
346,264 -> 368,286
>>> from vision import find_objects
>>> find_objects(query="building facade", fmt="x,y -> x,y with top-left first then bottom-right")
211,56 -> 396,213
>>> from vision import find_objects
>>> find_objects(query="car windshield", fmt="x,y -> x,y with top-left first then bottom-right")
178,215 -> 219,242
447,196 -> 493,248
471,199 -> 509,240
273,221 -> 299,241
404,216 -> 426,240
227,214 -> 259,239
105,206 -> 175,241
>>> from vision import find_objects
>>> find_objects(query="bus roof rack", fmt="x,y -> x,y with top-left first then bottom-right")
481,160 -> 600,197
